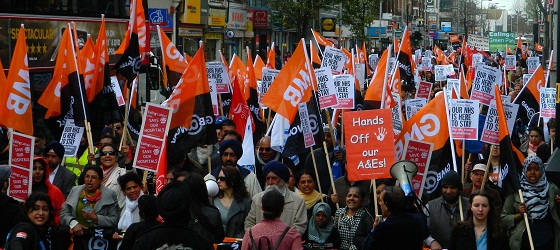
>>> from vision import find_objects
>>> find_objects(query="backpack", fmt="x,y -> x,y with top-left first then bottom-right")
248,226 -> 291,250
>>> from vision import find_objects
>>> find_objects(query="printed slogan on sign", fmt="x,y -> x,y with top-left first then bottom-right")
344,109 -> 396,181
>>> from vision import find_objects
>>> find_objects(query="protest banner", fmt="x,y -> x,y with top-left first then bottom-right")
467,35 -> 490,51
60,119 -> 85,157
315,67 -> 338,108
421,57 -> 432,71
321,46 -> 346,74
209,79 -> 219,116
527,57 -> 540,74
355,63 -> 366,90
8,132 -> 34,202
472,54 -> 484,67
471,65 -> 502,105
505,55 -> 516,70
134,103 -> 173,172
401,139 -> 433,198
415,49 -> 422,64
523,74 -> 532,86
416,81 -> 433,99
447,79 -> 460,96
489,32 -> 516,52
481,100 -> 500,144
258,68 -> 280,106
206,61 -> 231,93
110,76 -> 126,106
444,64 -> 455,77
540,87 -> 556,118
392,92 -> 403,135
344,109 -> 396,181
333,74 -> 355,109
450,99 -> 480,140
434,65 -> 446,81
369,54 -> 379,70
405,98 -> 428,120
298,103 -> 315,148
503,102 -> 519,133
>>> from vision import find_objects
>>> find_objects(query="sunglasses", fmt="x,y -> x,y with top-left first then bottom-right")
217,177 -> 227,182
100,151 -> 118,156
258,147 -> 272,152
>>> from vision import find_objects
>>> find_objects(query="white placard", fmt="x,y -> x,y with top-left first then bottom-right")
540,87 -> 556,118
333,74 -> 356,109
527,57 -> 540,74
404,98 -> 427,120
471,65 -> 503,105
61,119 -> 85,157
422,57 -> 432,71
472,53 -> 484,67
447,79 -> 461,96
505,55 -> 516,70
206,61 -> 231,93
209,79 -> 219,116
369,54 -> 379,71
467,35 -> 490,51
355,63 -> 366,90
392,92 -> 403,135
110,76 -> 126,106
298,103 -> 315,148
481,100 -> 500,145
450,99 -> 480,140
523,74 -> 532,86
321,46 -> 346,74
315,67 -> 339,109
434,65 -> 446,81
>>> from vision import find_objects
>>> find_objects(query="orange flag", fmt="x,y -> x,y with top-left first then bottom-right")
230,54 -> 247,90
79,36 -> 97,102
162,44 -> 208,129
535,43 -> 544,53
361,42 -> 371,76
261,39 -> 313,122
254,54 -> 265,80
393,37 -> 400,53
155,136 -> 168,195
92,16 -> 109,100
364,49 -> 389,102
157,26 -> 188,89
0,61 -> 6,95
245,49 -> 258,101
311,29 -> 334,47
38,26 -> 72,118
115,0 -> 147,55
310,41 -> 322,66
506,45 -> 514,55
266,43 -> 276,69
0,24 -> 33,135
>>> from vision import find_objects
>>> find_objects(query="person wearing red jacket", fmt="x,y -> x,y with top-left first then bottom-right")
32,156 -> 65,225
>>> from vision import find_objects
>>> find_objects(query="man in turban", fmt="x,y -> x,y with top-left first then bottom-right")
244,161 -> 307,235
43,141 -> 76,197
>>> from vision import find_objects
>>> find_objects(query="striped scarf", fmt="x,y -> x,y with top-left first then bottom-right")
520,156 -> 549,219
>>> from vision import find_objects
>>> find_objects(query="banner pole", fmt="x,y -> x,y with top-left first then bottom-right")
323,141 -> 338,209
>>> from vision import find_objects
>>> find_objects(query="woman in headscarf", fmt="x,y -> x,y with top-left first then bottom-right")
501,155 -> 560,250
303,202 -> 340,250
296,170 -> 326,218
32,156 -> 65,225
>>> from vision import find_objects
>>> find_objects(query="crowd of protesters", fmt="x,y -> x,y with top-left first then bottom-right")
1,41 -> 559,250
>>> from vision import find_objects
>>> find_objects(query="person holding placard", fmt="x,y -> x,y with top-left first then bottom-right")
501,156 -> 560,250
0,165 -> 20,248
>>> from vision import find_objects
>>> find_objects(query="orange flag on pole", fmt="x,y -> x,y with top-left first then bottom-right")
157,25 -> 188,89
261,39 -> 314,123
0,24 -> 33,135
254,54 -> 265,80
92,15 -> 109,100
311,29 -> 334,47
162,44 -> 208,129
266,42 -> 276,69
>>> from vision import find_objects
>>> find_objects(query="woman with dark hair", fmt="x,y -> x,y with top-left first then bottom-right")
60,165 -> 119,250
450,191 -> 509,250
303,202 -> 340,249
31,156 -> 65,225
242,189 -> 302,250
184,173 -> 225,244
521,127 -> 546,157
501,156 -> 560,249
211,167 -> 251,238
97,143 -> 127,209
4,193 -> 71,250
111,172 -> 144,244
296,170 -> 326,218
334,187 -> 367,250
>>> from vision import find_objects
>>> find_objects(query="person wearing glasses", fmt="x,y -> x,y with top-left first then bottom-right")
60,165 -> 119,250
96,143 -> 128,209
255,136 -> 282,189
211,166 -> 252,238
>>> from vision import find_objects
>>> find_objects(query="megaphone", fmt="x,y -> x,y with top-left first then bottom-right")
390,160 -> 418,197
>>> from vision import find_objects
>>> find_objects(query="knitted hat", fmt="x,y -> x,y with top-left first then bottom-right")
43,141 -> 65,159
219,139 -> 243,158
157,181 -> 191,222
441,171 -> 462,190
263,161 -> 290,183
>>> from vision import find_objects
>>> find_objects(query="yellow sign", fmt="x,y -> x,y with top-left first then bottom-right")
205,33 -> 223,40
181,0 -> 202,24
322,18 -> 335,32
208,8 -> 226,27
556,83 -> 560,103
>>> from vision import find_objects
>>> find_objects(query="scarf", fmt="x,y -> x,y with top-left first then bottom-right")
520,156 -> 549,219
118,191 -> 144,230
528,140 -> 544,155
82,188 -> 102,203
307,202 -> 333,244
298,189 -> 326,210
102,165 -> 117,186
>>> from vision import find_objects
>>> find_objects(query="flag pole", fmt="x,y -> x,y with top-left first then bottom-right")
309,148 -> 323,195
323,141 -> 338,209
207,145 -> 212,174
519,189 -> 535,250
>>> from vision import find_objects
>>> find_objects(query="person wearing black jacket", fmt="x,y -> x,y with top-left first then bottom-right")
0,165 -> 21,248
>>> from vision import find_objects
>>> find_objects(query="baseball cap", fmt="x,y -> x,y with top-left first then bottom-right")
472,164 -> 487,172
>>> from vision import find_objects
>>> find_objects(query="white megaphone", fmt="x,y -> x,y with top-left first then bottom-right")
390,160 -> 418,197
